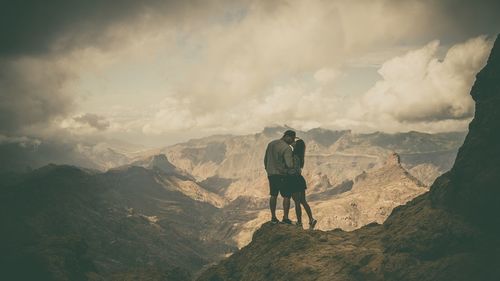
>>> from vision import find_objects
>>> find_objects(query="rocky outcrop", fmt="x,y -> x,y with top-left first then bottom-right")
197,35 -> 499,281
311,152 -> 427,231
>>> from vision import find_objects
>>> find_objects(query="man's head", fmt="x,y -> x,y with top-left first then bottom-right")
282,130 -> 296,144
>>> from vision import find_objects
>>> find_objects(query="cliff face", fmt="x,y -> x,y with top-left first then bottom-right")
197,35 -> 500,281
430,36 -> 500,230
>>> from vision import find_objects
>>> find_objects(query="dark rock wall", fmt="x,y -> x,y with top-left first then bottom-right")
431,35 -> 500,231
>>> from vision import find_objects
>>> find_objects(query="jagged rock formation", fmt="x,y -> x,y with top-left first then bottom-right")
197,35 -> 499,281
312,152 -> 427,231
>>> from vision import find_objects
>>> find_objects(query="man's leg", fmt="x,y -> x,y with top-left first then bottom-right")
292,193 -> 302,224
283,196 -> 291,220
268,176 -> 280,223
281,176 -> 292,224
270,195 -> 278,219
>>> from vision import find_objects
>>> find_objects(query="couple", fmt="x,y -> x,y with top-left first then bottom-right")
264,130 -> 317,229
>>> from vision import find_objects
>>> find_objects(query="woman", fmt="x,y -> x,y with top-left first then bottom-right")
289,138 -> 317,229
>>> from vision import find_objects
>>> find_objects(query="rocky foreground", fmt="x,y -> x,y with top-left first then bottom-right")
197,35 -> 500,281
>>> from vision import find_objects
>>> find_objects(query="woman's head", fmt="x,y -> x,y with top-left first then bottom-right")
294,138 -> 306,168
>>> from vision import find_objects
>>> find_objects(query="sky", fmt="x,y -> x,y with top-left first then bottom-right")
1,0 -> 499,147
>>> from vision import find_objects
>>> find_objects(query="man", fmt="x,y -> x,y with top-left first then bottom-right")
264,129 -> 295,224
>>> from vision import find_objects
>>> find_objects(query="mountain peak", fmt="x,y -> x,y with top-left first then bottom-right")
147,154 -> 177,173
386,152 -> 401,166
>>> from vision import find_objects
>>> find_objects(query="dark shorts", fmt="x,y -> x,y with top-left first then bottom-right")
268,175 -> 292,198
286,174 -> 307,194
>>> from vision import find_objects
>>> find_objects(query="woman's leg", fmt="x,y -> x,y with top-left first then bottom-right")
299,191 -> 314,223
292,192 -> 302,224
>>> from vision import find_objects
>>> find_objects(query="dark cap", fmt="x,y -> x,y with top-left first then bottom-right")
283,130 -> 296,138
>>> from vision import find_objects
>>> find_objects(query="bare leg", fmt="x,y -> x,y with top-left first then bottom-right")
270,195 -> 278,219
300,191 -> 314,223
283,197 -> 291,220
292,193 -> 302,223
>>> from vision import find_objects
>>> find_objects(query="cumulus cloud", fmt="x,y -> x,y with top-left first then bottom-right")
124,0 -> 434,137
112,35 -> 495,140
351,36 -> 493,131
139,84 -> 340,136
162,0 -> 438,116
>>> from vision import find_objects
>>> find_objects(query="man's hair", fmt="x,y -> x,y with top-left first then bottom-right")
283,130 -> 296,138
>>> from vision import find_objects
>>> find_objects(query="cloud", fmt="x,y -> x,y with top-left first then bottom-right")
163,0 -> 438,115
351,36 -> 493,130
0,0 -> 230,136
0,0 -> 222,58
142,98 -> 197,134
314,68 -> 340,84
1,0 -> 498,147
0,135 -> 41,149
0,57 -> 76,134
73,113 -> 110,131
127,0 -> 498,134
107,32 -> 494,140
134,81 -> 330,136
431,0 -> 500,41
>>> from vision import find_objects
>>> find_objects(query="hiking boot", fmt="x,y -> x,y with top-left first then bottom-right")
309,219 -> 317,230
296,221 -> 303,228
271,217 -> 280,224
281,218 -> 293,225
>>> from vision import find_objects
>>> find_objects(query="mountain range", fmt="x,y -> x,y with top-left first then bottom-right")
0,128 -> 465,280
157,128 -> 464,201
0,160 -> 232,280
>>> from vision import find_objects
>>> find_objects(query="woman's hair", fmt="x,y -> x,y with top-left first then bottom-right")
294,139 -> 306,168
